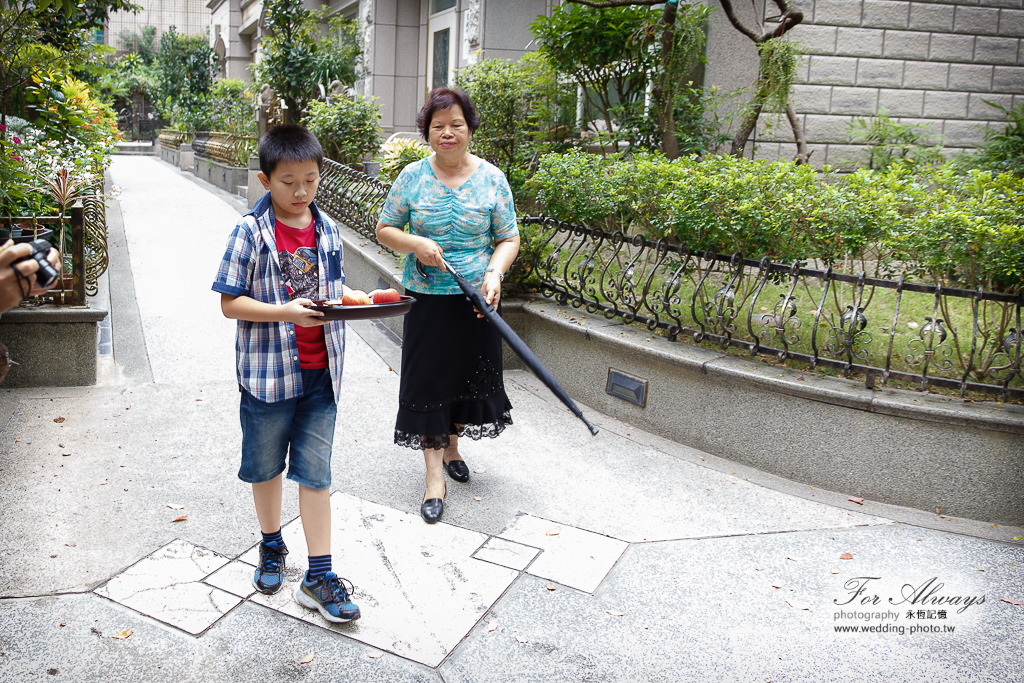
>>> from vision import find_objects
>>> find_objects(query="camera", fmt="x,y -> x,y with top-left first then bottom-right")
12,239 -> 60,289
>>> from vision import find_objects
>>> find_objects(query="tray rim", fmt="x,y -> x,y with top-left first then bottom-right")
303,294 -> 415,320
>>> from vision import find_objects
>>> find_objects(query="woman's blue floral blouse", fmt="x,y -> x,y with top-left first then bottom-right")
378,157 -> 519,295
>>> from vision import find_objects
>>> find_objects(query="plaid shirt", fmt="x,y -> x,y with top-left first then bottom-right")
212,193 -> 346,403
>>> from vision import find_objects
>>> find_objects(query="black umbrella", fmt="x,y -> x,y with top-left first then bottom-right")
419,258 -> 599,436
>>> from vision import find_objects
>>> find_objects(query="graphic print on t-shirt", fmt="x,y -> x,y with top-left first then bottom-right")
278,247 -> 318,300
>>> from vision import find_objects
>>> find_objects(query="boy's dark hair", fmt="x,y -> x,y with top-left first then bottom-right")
258,124 -> 324,177
416,88 -> 480,141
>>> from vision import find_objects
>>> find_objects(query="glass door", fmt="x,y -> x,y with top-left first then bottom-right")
427,3 -> 457,93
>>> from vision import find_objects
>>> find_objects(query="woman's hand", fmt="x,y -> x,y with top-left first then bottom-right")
478,270 -> 502,319
412,236 -> 445,270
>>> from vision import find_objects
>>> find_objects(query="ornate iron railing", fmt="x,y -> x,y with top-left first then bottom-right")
83,182 -> 107,297
1,207 -> 87,306
0,187 -> 109,304
193,131 -> 257,167
313,169 -> 1022,401
318,158 -> 395,254
522,217 -> 1022,402
190,130 -> 210,157
156,128 -> 188,150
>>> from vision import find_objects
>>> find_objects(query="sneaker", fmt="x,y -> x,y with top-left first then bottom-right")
295,571 -> 361,623
252,540 -> 288,595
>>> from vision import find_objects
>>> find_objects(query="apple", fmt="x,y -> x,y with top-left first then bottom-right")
342,290 -> 372,306
372,288 -> 401,304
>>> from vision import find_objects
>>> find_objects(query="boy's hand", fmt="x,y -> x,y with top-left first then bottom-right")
285,298 -> 327,327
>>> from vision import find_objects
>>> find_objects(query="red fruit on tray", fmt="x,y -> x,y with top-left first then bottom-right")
372,288 -> 401,304
342,291 -> 372,306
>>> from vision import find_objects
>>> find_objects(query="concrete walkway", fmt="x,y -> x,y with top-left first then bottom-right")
0,155 -> 1022,682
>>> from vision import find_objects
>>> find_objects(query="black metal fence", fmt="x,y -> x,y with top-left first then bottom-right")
318,159 -> 394,252
316,163 -> 1023,402
523,217 -> 1022,402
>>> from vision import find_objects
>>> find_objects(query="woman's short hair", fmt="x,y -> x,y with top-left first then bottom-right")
416,88 -> 480,141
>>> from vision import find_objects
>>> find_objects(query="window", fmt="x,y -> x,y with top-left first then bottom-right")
430,0 -> 456,15
432,29 -> 450,89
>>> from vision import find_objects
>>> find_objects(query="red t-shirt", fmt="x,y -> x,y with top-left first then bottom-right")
275,217 -> 328,369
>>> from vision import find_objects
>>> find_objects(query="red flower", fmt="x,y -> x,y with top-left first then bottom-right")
0,124 -> 5,132
11,136 -> 20,145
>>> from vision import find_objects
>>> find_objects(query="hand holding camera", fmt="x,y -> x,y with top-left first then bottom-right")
0,239 -> 62,313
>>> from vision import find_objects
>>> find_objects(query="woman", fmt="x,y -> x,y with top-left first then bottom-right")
376,88 -> 520,524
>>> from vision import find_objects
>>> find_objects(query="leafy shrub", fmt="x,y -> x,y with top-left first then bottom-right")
847,111 -> 944,170
97,52 -> 157,110
209,79 -> 256,137
890,167 -> 1024,293
530,151 -> 1024,293
303,95 -> 381,165
18,73 -> 119,182
528,149 -> 623,231
255,0 -> 363,121
954,102 -> 1024,177
153,26 -> 216,126
377,137 -> 429,184
455,52 -> 576,196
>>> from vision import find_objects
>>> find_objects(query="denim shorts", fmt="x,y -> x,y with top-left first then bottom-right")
238,367 -> 337,490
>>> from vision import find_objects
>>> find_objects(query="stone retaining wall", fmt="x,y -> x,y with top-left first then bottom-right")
0,306 -> 108,387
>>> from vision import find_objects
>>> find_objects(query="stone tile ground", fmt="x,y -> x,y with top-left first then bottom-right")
0,157 -> 1021,682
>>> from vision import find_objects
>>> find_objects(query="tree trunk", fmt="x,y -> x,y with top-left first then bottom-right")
655,1 -> 679,159
729,78 -> 768,157
786,102 -> 811,164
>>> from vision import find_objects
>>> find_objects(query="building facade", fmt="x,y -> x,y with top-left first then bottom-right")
201,0 -> 1024,158
104,0 -> 209,54
205,0 -> 555,134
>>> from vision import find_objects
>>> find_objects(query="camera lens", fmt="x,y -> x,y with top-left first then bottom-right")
25,239 -> 59,289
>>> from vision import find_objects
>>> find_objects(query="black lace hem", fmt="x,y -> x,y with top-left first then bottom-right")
393,411 -> 513,451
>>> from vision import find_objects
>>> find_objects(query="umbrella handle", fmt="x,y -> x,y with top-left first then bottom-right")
414,258 -> 460,278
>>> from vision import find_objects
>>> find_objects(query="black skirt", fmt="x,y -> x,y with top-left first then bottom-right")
394,291 -> 513,451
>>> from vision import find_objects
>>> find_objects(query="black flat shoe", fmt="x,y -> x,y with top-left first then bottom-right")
421,482 -> 446,524
444,459 -> 470,483
421,497 -> 443,523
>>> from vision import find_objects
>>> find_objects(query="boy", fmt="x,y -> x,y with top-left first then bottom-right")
212,124 -> 360,623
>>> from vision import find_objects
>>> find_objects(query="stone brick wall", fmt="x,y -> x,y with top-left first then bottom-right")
753,0 -> 1024,167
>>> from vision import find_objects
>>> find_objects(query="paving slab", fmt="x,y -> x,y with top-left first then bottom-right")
498,514 -> 627,593
95,539 -> 239,635
236,492 -> 519,667
0,594 -> 439,682
441,525 -> 1024,683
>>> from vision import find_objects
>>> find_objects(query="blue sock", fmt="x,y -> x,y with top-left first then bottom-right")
262,528 -> 285,548
307,554 -> 331,580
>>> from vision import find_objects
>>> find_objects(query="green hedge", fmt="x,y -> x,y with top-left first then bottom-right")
529,151 -> 1024,294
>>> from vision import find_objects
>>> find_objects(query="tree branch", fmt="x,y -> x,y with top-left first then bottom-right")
717,0 -> 761,42
786,102 -> 811,164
